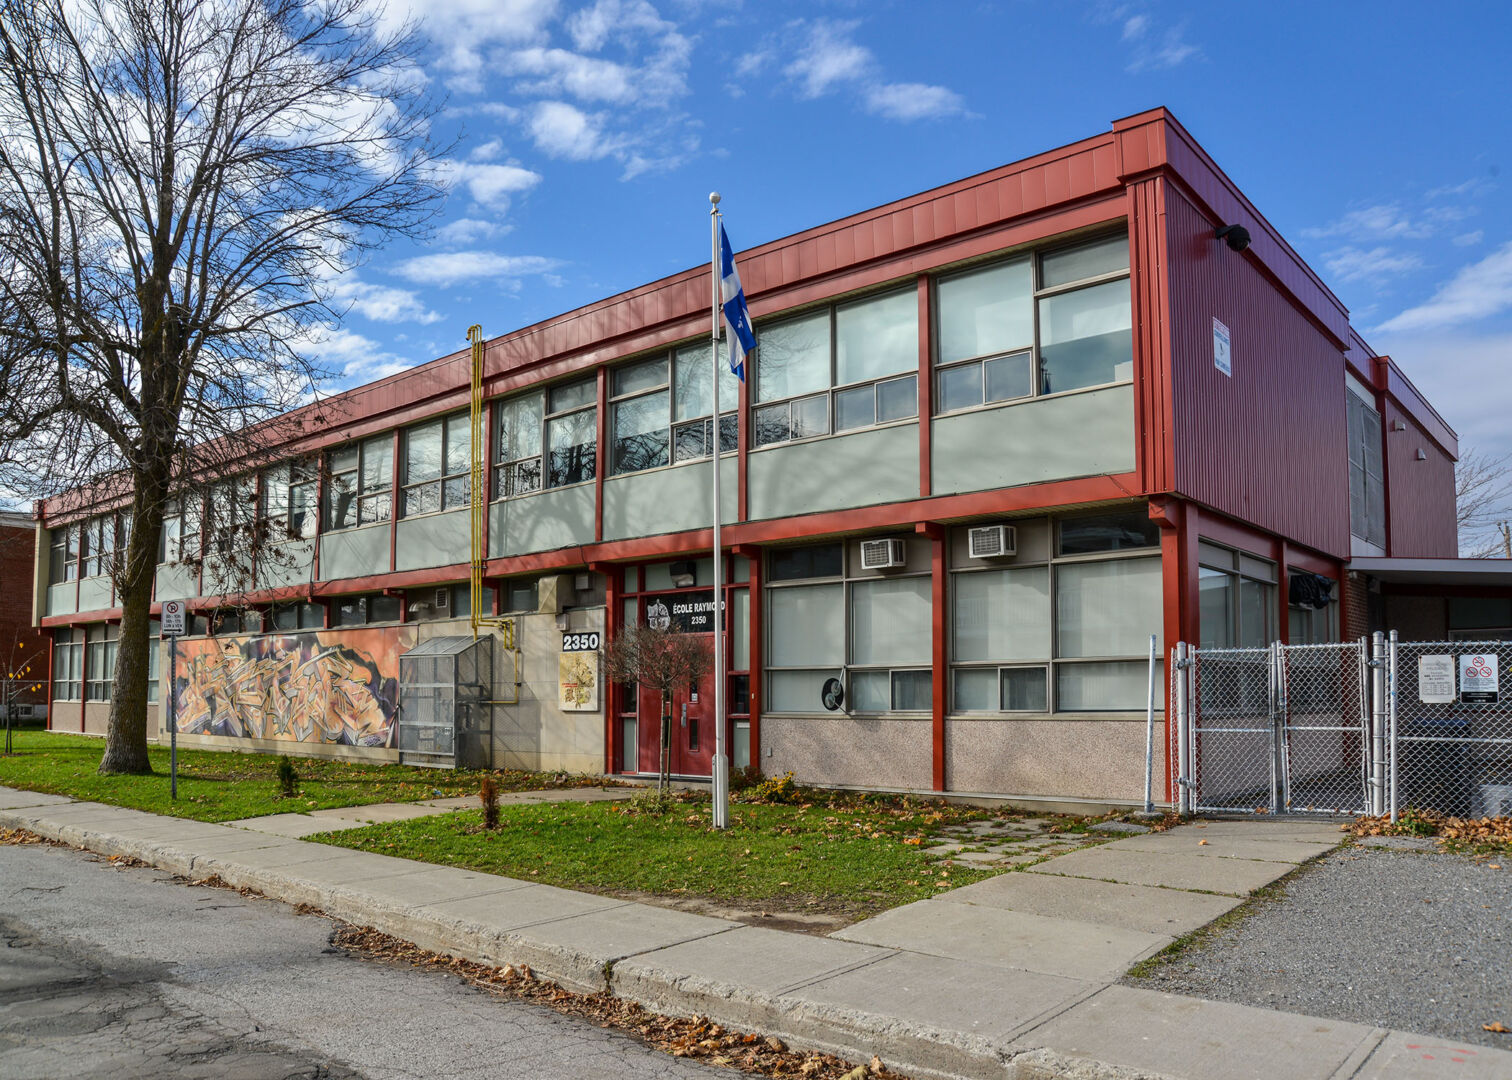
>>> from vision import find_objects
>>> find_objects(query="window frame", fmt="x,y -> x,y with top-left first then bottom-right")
948,509 -> 1163,715
1197,541 -> 1278,650
52,628 -> 83,701
79,514 -> 117,579
492,378 -> 599,499
751,287 -> 920,450
401,412 -> 472,518
261,458 -> 319,541
933,232 -> 1133,418
84,623 -> 119,702
325,434 -> 393,531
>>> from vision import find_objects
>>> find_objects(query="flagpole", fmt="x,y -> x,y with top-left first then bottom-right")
709,192 -> 728,830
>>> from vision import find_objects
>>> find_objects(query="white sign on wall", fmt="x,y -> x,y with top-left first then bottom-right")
1460,653 -> 1500,704
161,599 -> 187,637
1213,317 -> 1232,377
1417,654 -> 1455,703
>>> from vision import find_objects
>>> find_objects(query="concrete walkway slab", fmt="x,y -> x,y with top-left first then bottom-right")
0,789 -> 74,811
1105,830 -> 1340,864
1018,985 -> 1380,1080
1027,846 -> 1295,896
1186,818 -> 1350,842
225,812 -> 368,837
332,866 -> 535,912
505,904 -> 739,992
420,881 -> 628,934
307,802 -> 454,825
616,925 -> 892,999
833,898 -> 1170,982
936,869 -> 1243,937
1349,1030 -> 1512,1079
795,950 -> 1097,1043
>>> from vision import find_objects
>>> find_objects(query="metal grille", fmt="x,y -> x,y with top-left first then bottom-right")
1189,647 -> 1275,813
1280,642 -> 1370,815
1390,639 -> 1512,820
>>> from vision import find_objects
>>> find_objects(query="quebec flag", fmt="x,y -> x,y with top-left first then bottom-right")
719,223 -> 756,382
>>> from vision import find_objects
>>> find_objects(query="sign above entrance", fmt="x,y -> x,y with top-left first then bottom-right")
645,591 -> 723,634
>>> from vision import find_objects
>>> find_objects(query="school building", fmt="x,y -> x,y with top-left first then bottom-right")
28,108 -> 1466,809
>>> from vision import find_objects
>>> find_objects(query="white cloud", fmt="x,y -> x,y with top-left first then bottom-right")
1302,203 -> 1433,242
864,82 -> 966,122
1321,246 -> 1425,284
566,0 -> 673,52
379,0 -> 560,92
436,217 -> 506,245
392,250 -> 564,288
329,277 -> 442,324
1123,19 -> 1201,73
1377,241 -> 1512,333
1122,14 -> 1149,39
526,100 -> 622,159
1378,329 -> 1512,462
437,159 -> 543,211
786,19 -> 873,98
1454,230 -> 1485,247
504,46 -> 639,103
469,138 -> 506,161
1426,176 -> 1496,199
297,327 -> 415,384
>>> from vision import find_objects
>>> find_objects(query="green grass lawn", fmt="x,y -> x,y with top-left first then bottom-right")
0,730 -> 604,823
314,794 -> 1002,920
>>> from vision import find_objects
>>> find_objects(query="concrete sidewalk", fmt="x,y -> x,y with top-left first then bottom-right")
1,784 -> 1504,1080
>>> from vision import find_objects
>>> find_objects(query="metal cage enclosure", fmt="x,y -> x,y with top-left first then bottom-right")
398,635 -> 494,770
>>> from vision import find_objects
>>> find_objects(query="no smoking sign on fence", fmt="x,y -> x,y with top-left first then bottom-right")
1459,653 -> 1499,704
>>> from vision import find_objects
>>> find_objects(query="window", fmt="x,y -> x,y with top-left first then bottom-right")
80,515 -> 116,578
327,435 -> 392,530
1198,543 -> 1277,649
208,477 -> 256,557
212,609 -> 263,635
934,233 -> 1131,413
493,393 -> 544,498
50,523 -> 80,583
502,577 -> 539,612
147,620 -> 160,704
158,501 -> 188,563
403,413 -> 471,516
406,583 -> 484,621
331,593 -> 402,626
950,510 -> 1162,713
85,624 -> 119,701
262,459 -> 318,540
753,289 -> 918,447
609,345 -> 739,476
1346,389 -> 1385,547
53,629 -> 82,700
270,602 -> 325,631
765,540 -> 930,713
494,380 -> 597,496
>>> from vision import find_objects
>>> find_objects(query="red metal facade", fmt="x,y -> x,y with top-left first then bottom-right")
1382,397 -> 1458,556
1160,184 -> 1353,560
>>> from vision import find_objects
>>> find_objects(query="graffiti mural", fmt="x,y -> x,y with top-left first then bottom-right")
172,629 -> 401,746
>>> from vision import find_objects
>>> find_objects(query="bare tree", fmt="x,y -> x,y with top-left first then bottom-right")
1456,448 -> 1512,558
0,0 -> 445,773
605,626 -> 712,793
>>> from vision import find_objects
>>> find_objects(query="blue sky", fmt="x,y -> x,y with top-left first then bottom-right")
324,0 -> 1512,460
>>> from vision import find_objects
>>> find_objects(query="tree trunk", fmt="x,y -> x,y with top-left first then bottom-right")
97,472 -> 167,775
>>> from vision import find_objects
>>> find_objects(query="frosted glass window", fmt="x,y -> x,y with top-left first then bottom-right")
1038,279 -> 1133,393
1002,668 -> 1047,711
876,376 -> 917,422
953,567 -> 1049,662
756,311 -> 829,402
732,589 -> 750,670
1056,661 -> 1148,712
769,583 -> 843,667
938,363 -> 982,412
549,379 -> 595,412
1040,235 -> 1129,288
835,384 -> 875,431
614,358 -> 666,397
849,670 -> 890,712
1056,556 -> 1161,657
770,669 -> 840,712
836,289 -> 916,385
984,352 -> 1033,402
851,577 -> 931,666
938,258 -> 1033,364
955,668 -> 998,711
891,670 -> 932,710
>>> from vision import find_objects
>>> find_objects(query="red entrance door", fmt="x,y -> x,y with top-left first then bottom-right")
636,633 -> 717,777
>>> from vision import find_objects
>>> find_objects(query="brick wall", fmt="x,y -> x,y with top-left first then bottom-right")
0,522 -> 46,710
1342,571 -> 1372,641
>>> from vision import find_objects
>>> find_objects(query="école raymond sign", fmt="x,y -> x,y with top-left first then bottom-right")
1459,653 -> 1499,704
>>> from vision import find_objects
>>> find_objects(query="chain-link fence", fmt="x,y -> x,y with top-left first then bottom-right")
1280,642 -> 1370,814
1390,639 -> 1512,820
1186,646 -> 1275,813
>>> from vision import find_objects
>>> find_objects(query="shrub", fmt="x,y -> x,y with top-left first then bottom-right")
275,756 -> 298,798
480,774 -> 500,830
747,770 -> 800,805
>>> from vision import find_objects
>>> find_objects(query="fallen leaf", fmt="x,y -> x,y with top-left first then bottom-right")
1485,1022 -> 1510,1033
1198,839 -> 1209,846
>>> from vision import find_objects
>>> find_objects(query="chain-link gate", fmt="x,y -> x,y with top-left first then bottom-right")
1172,640 -> 1371,816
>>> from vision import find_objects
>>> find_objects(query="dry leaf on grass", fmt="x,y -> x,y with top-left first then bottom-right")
1484,1022 -> 1510,1034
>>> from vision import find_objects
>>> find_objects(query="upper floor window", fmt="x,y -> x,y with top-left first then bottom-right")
403,413 -> 470,516
934,233 -> 1132,414
610,344 -> 738,476
493,379 -> 597,498
1346,388 -> 1385,548
261,459 -> 318,541
327,434 -> 392,530
753,288 -> 918,447
158,498 -> 199,563
79,515 -> 116,578
50,523 -> 80,583
208,477 -> 256,557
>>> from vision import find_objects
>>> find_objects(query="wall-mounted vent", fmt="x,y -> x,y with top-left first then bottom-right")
967,525 -> 1017,559
860,538 -> 907,571
538,574 -> 574,614
434,587 -> 449,609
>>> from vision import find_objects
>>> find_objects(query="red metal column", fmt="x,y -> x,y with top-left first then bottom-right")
737,358 -> 749,523
601,562 -> 619,774
594,367 -> 607,543
737,544 -> 761,769
388,430 -> 401,573
921,521 -> 946,792
1276,540 -> 1291,645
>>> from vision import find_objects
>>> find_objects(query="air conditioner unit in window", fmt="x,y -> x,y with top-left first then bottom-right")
434,587 -> 449,609
860,538 -> 907,571
967,525 -> 1017,559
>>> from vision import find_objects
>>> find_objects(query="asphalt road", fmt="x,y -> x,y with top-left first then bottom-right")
0,842 -> 723,1080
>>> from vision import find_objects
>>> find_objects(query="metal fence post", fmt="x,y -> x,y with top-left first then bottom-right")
1388,630 -> 1399,823
1144,633 -> 1157,815
1175,642 -> 1191,815
1369,631 -> 1386,816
